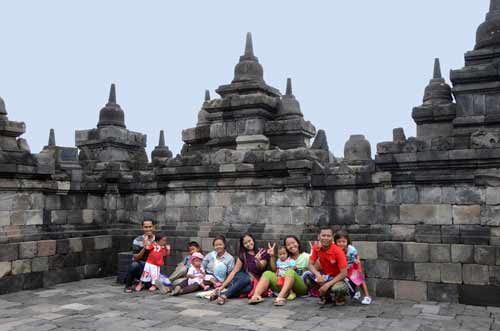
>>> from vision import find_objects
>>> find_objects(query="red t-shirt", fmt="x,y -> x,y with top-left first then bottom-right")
145,243 -> 170,267
309,243 -> 347,277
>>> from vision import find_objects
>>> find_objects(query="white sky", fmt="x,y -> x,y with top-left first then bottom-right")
0,1 -> 490,158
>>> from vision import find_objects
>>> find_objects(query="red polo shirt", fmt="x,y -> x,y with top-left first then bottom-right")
309,243 -> 347,277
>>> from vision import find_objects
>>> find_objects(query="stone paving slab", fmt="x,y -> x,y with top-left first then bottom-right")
0,277 -> 497,331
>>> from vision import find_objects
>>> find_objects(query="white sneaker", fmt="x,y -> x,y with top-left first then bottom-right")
353,291 -> 361,301
361,296 -> 372,305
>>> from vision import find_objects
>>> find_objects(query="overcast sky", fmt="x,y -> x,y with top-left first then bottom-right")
0,1 -> 490,158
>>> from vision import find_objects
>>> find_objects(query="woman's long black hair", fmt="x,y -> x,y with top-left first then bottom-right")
238,233 -> 257,272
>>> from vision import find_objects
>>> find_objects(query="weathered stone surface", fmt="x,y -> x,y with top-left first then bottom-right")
452,205 -> 480,224
441,263 -> 462,284
463,264 -> 490,285
37,240 -> 56,257
402,242 -> 429,262
474,245 -> 496,265
451,244 -> 474,263
389,261 -> 415,280
11,259 -> 31,274
430,244 -> 451,263
415,263 -> 441,282
395,280 -> 427,301
400,204 -> 452,225
427,283 -> 459,303
364,260 -> 390,278
352,241 -> 377,259
19,241 -> 37,259
378,242 -> 402,261
391,225 -> 415,241
31,257 -> 48,272
0,261 -> 11,277
419,187 -> 442,204
0,243 -> 18,261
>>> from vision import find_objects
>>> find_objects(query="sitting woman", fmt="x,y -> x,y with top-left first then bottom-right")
203,235 -> 235,289
213,233 -> 269,305
248,235 -> 309,306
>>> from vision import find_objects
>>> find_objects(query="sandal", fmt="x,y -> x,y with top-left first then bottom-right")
149,285 -> 157,292
273,297 -> 286,306
317,295 -> 332,306
335,297 -> 346,306
216,295 -> 227,305
248,296 -> 264,305
209,292 -> 219,301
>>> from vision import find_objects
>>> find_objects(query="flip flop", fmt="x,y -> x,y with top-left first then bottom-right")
216,295 -> 227,305
248,296 -> 264,305
273,298 -> 286,306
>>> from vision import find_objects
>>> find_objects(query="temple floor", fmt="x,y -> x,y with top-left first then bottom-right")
0,277 -> 498,331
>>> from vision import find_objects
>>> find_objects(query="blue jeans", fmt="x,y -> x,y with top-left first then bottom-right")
125,261 -> 145,287
225,271 -> 252,298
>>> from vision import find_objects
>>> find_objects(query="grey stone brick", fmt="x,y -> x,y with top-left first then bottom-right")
352,241 -> 377,259
455,186 -> 483,205
430,244 -> 451,262
474,245 -> 496,265
427,283 -> 459,303
486,187 -> 500,205
451,244 -> 474,263
334,190 -> 355,205
32,257 -> 49,272
94,236 -> 112,250
389,261 -> 415,280
11,259 -> 31,275
415,262 -> 441,282
452,205 -> 480,224
400,204 -> 452,225
375,278 -> 394,298
463,264 -> 490,285
384,189 -> 399,205
482,205 -> 500,226
0,243 -> 18,261
400,186 -> 418,204
19,241 -> 37,259
402,242 -> 429,262
0,210 -> 9,226
357,189 -> 375,205
0,261 -> 11,277
441,225 -> 460,244
364,260 -> 390,278
391,225 -> 415,241
419,187 -> 442,204
459,225 -> 489,245
395,280 -> 427,301
378,242 -> 402,261
441,263 -> 462,284
68,238 -> 83,253
37,240 -> 56,257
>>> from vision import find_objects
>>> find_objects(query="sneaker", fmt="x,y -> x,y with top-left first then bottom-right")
361,296 -> 372,305
353,291 -> 361,301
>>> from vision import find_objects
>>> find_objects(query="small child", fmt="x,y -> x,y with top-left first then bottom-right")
136,235 -> 170,292
334,230 -> 372,305
172,252 -> 209,295
169,241 -> 202,286
276,246 -> 296,283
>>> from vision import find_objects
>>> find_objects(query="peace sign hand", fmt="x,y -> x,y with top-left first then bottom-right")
267,242 -> 276,257
255,248 -> 265,262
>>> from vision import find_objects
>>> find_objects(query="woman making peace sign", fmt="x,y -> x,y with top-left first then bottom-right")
248,235 -> 310,306
213,233 -> 269,305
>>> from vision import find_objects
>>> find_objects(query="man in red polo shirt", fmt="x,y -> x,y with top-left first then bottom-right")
307,227 -> 349,305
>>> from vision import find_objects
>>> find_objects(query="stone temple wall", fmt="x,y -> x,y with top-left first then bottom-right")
1,3 -> 500,306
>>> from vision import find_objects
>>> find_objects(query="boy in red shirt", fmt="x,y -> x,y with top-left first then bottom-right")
305,227 -> 349,305
136,235 -> 170,292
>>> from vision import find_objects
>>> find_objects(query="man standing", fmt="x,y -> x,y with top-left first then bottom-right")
306,227 -> 349,305
124,219 -> 156,293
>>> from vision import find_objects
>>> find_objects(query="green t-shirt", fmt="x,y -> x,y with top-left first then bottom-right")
293,252 -> 310,273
